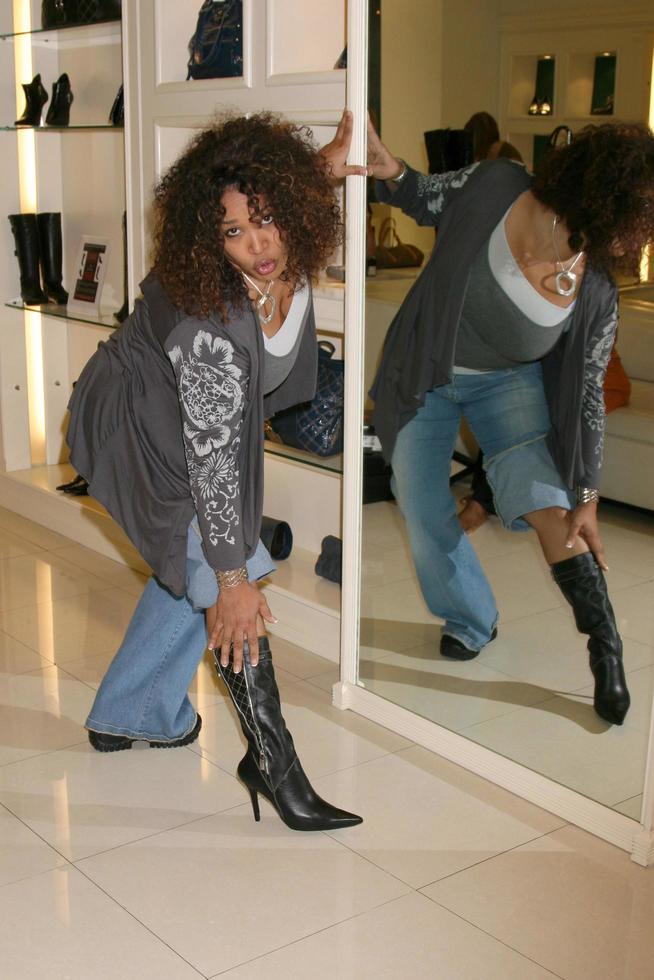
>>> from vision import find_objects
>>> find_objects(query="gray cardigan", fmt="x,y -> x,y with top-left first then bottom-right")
66,275 -> 318,595
371,159 -> 618,490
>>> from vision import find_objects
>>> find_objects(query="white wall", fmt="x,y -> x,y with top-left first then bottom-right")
379,0 -> 443,254
441,0 -> 501,130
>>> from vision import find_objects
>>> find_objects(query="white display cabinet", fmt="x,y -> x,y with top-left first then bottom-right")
0,2 -> 126,487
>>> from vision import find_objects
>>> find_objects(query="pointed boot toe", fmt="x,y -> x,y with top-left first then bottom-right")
590,653 -> 630,725
237,751 -> 362,831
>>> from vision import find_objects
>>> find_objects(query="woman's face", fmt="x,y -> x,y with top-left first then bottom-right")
220,187 -> 288,287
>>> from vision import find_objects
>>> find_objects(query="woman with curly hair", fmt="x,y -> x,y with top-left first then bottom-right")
367,121 -> 654,726
66,110 -> 365,830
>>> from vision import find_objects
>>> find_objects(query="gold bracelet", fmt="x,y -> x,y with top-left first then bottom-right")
215,566 -> 248,590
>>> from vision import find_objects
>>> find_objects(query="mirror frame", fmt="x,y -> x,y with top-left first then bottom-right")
335,0 -> 654,867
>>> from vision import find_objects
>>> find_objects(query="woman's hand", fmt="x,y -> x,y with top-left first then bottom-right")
320,109 -> 370,179
565,501 -> 608,570
367,115 -> 404,180
207,581 -> 276,673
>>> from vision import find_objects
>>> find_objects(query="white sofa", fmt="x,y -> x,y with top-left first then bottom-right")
601,291 -> 654,511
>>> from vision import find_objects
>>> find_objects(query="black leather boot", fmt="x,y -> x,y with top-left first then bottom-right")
15,74 -> 48,126
114,210 -> 129,323
8,214 -> 48,305
551,552 -> 630,725
108,84 -> 124,126
216,637 -> 363,831
37,212 -> 68,304
45,73 -> 73,127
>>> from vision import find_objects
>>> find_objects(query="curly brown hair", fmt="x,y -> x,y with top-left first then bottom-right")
532,122 -> 654,278
151,113 -> 342,318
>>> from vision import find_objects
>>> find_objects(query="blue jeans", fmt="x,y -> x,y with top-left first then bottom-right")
86,523 -> 275,741
391,363 -> 573,652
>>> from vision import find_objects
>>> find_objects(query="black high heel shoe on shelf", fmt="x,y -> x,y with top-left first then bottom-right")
45,73 -> 73,127
216,637 -> 363,831
15,74 -> 48,127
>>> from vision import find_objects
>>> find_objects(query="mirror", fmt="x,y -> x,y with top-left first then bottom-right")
359,0 -> 654,820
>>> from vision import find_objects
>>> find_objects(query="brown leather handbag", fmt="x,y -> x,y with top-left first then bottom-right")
375,218 -> 424,269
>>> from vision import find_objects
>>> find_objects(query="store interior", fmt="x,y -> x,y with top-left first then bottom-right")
0,0 -> 652,898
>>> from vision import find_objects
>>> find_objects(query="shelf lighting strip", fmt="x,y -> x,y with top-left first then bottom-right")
641,49 -> 654,284
13,0 -> 46,466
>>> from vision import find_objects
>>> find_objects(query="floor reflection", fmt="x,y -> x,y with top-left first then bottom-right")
360,496 -> 654,813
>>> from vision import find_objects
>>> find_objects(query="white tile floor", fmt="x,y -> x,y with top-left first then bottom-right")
359,496 -> 654,813
0,506 -> 653,979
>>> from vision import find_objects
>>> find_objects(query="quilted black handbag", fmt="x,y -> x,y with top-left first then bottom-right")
187,0 -> 243,80
42,0 -> 121,28
269,342 -> 344,457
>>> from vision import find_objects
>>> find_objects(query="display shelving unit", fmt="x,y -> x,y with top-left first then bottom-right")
498,11 -> 654,169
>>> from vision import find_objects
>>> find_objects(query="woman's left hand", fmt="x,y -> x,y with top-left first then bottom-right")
565,501 -> 608,570
320,109 -> 371,179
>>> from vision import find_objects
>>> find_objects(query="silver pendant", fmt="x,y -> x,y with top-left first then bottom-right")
555,270 -> 577,297
256,292 -> 275,325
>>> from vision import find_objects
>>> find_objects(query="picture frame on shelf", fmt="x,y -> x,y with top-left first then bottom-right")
67,235 -> 111,317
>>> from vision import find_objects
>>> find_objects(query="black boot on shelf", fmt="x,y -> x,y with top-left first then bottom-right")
108,84 -> 124,126
216,637 -> 363,831
15,73 -> 48,127
8,214 -> 48,305
45,73 -> 73,127
551,552 -> 631,726
114,210 -> 129,323
37,212 -> 68,304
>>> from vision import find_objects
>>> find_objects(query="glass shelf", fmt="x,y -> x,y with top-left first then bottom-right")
264,439 -> 343,474
0,20 -> 120,41
5,299 -> 120,330
1,124 -> 123,132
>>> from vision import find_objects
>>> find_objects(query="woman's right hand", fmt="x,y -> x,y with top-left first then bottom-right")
207,581 -> 276,674
367,115 -> 405,181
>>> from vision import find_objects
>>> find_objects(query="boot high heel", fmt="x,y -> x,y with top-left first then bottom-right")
216,637 -> 363,831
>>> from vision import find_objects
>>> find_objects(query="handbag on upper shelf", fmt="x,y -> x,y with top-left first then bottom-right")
187,0 -> 244,80
42,0 -> 121,29
375,217 -> 424,270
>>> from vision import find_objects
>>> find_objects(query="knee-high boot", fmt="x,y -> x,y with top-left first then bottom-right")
216,637 -> 363,831
551,552 -> 630,725
37,213 -> 68,304
8,214 -> 48,305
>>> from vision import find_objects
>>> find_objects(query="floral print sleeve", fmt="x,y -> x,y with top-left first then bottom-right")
581,299 -> 618,489
375,162 -> 480,227
166,326 -> 250,572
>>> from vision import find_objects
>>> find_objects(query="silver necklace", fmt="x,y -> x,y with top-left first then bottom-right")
552,216 -> 584,297
242,272 -> 276,325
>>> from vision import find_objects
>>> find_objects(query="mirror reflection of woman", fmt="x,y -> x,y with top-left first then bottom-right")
367,119 -> 654,726
67,111 -> 365,830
